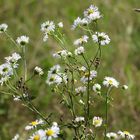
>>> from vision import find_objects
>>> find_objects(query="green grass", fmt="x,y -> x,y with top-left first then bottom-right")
0,0 -> 140,139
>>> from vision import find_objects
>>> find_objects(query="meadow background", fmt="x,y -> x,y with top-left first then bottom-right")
0,0 -> 140,139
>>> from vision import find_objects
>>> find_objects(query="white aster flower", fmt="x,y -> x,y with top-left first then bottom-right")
75,86 -> 86,94
74,46 -> 85,55
25,119 -> 44,130
58,22 -> 63,28
103,77 -> 119,88
106,132 -> 118,139
5,52 -> 21,68
92,32 -> 110,46
0,63 -> 13,76
84,5 -> 102,21
41,21 -> 55,33
34,66 -> 44,75
48,65 -> 61,75
78,66 -> 86,72
43,33 -> 48,42
28,129 -> 46,140
0,23 -> 8,33
80,70 -> 97,83
0,76 -> 9,86
122,85 -> 128,90
45,123 -> 60,140
92,116 -> 103,127
53,50 -> 72,59
72,17 -> 89,30
12,134 -> 19,140
16,35 -> 29,46
93,83 -> 101,93
118,131 -> 135,140
75,117 -> 85,123
74,35 -> 89,46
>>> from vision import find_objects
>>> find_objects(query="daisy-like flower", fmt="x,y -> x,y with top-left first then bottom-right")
84,5 -> 102,22
78,66 -> 86,72
48,65 -> 61,75
118,131 -> 135,140
80,70 -> 97,83
71,17 -> 89,30
0,63 -> 13,76
5,52 -> 21,68
106,132 -> 118,139
45,122 -> 60,140
92,32 -> 110,46
28,129 -> 46,140
103,77 -> 119,88
16,35 -> 29,46
0,76 -> 9,86
74,35 -> 89,46
74,46 -> 85,55
92,116 -> 103,127
0,23 -> 8,33
75,86 -> 86,94
122,85 -> 128,90
12,134 -> 19,140
93,83 -> 101,93
41,21 -> 55,33
25,119 -> 44,130
53,50 -> 72,59
58,22 -> 63,28
74,117 -> 85,123
34,66 -> 44,76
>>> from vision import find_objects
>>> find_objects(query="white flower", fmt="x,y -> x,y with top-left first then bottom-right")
28,129 -> 46,140
16,35 -> 29,46
78,66 -> 86,72
92,32 -> 110,46
0,23 -> 8,33
45,123 -> 60,140
43,33 -> 48,42
103,77 -> 119,88
92,116 -> 103,127
0,63 -> 13,76
74,35 -> 89,46
41,21 -> 55,33
75,117 -> 85,122
53,50 -> 72,59
34,66 -> 44,75
80,70 -> 97,83
48,65 -> 61,75
5,52 -> 21,68
58,22 -> 63,28
75,86 -> 86,94
72,17 -> 89,30
25,119 -> 44,130
79,99 -> 85,105
122,85 -> 128,90
93,83 -> 101,93
74,46 -> 85,55
106,132 -> 118,139
118,131 -> 135,140
84,5 -> 102,21
0,76 -> 9,86
12,134 -> 19,140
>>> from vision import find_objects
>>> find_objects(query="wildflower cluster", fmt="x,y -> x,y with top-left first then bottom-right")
0,4 -> 135,140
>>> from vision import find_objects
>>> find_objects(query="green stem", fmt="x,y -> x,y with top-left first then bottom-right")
22,46 -> 27,81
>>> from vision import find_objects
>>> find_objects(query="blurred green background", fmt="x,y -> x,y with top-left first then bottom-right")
0,0 -> 140,139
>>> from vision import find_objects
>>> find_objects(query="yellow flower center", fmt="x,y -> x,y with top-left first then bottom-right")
124,131 -> 130,135
31,121 -> 38,126
88,9 -> 94,15
85,72 -> 90,77
94,120 -> 100,126
108,80 -> 113,85
46,129 -> 54,136
33,135 -> 40,140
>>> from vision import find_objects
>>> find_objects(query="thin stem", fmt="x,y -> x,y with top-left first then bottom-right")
22,46 -> 27,81
104,86 -> 112,140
